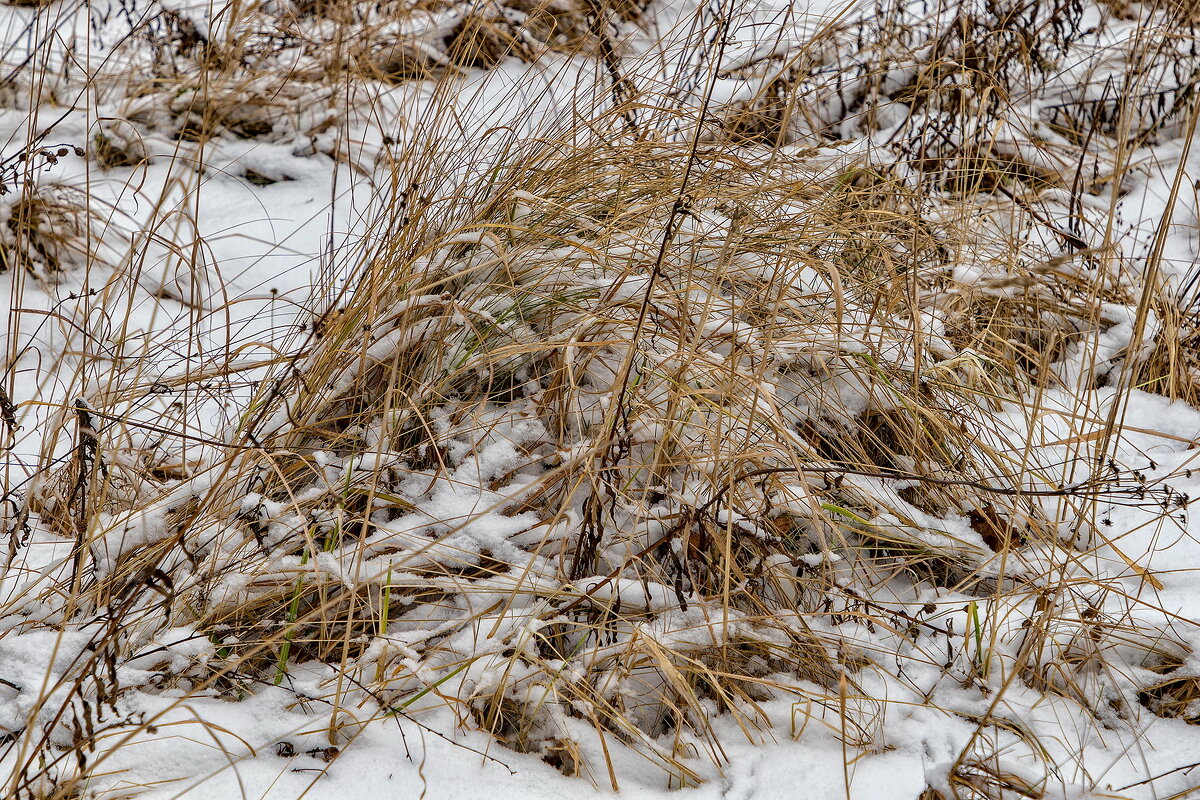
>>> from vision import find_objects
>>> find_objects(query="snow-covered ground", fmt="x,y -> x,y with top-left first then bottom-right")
3,0 -> 1200,798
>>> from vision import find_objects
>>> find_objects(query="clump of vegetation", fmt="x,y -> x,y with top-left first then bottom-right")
2,0 -> 1199,798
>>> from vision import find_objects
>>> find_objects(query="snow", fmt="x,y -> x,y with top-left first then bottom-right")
4,0 -> 1200,798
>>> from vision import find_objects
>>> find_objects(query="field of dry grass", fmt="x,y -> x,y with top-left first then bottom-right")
3,0 -> 1200,798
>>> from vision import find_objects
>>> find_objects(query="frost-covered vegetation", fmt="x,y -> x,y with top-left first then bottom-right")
3,0 -> 1200,798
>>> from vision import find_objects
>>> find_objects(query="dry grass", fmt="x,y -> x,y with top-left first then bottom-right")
2,0 -> 1200,798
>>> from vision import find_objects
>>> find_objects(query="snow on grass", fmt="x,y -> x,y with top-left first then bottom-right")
3,0 -> 1200,798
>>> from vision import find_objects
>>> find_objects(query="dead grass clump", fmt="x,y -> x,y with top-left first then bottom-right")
1135,304 -> 1200,403
938,291 -> 1079,389
1139,671 -> 1200,722
120,79 -> 313,145
2,184 -> 102,282
45,132 -> 1165,783
355,38 -> 451,82
721,83 -> 791,147
4,1 -> 1200,795
444,8 -> 540,68
1136,642 -> 1200,723
946,759 -> 1045,799
338,0 -> 644,82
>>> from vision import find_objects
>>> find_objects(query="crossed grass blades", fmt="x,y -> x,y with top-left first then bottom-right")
2,0 -> 1200,798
